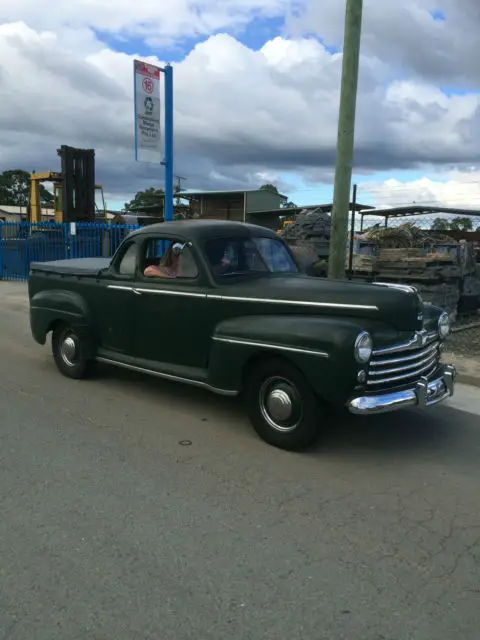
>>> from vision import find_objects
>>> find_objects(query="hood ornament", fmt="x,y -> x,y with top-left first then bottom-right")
416,330 -> 428,347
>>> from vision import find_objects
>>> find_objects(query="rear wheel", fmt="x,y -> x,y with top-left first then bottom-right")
244,358 -> 322,451
52,324 -> 93,379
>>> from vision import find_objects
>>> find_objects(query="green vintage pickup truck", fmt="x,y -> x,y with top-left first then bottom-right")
28,220 -> 456,450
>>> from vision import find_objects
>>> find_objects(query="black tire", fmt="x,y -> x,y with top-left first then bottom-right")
51,324 -> 93,379
244,358 -> 322,451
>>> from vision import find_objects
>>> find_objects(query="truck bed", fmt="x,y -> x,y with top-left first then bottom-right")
30,257 -> 111,276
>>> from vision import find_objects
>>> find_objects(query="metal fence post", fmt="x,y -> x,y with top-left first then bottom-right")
0,224 -> 4,280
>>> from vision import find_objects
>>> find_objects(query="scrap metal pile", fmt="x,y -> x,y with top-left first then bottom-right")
280,215 -> 479,320
279,209 -> 331,276
351,223 -> 480,321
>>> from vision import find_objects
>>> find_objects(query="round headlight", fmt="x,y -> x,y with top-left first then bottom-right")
438,312 -> 450,339
355,331 -> 373,363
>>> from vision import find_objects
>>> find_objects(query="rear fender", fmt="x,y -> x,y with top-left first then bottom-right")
30,289 -> 93,354
207,314 -> 365,402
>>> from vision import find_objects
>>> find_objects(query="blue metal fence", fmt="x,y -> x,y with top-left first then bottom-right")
0,222 -> 140,281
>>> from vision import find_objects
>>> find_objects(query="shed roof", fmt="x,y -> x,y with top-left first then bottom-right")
365,205 -> 480,218
180,188 -> 287,200
249,202 -> 374,216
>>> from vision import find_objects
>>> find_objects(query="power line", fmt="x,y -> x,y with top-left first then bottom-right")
174,175 -> 187,192
356,196 -> 480,205
357,180 -> 480,192
269,179 -> 480,195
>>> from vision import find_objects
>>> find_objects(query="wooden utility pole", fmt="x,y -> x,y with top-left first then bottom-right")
328,0 -> 364,279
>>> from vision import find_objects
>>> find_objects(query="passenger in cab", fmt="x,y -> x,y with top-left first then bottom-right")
144,243 -> 184,278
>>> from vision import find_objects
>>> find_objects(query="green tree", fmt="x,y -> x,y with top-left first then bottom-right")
260,183 -> 297,208
260,183 -> 279,193
430,217 -> 450,231
0,169 -> 53,207
124,187 -> 165,213
431,216 -> 474,232
449,216 -> 473,231
124,183 -> 186,213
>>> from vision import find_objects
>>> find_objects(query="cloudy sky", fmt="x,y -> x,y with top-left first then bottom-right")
0,0 -> 479,211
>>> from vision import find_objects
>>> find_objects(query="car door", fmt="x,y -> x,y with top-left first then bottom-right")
94,239 -> 139,355
132,234 -> 211,371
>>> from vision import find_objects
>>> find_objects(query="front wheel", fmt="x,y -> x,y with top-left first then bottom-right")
52,324 -> 93,379
244,358 -> 323,451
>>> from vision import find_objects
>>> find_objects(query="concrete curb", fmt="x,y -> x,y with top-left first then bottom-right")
457,374 -> 480,389
446,354 -> 480,389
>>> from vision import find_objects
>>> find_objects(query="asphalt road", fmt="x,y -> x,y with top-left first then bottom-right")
1,282 -> 479,640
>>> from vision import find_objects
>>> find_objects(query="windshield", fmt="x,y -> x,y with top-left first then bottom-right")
205,236 -> 298,279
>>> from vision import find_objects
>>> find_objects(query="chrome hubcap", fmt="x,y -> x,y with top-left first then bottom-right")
266,389 -> 293,422
259,377 -> 302,433
60,335 -> 77,366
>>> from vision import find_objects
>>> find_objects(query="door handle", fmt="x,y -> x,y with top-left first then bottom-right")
132,288 -> 142,295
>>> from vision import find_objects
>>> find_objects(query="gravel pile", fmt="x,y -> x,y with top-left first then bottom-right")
445,312 -> 480,357
446,326 -> 480,357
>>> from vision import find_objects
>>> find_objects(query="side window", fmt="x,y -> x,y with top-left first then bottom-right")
142,237 -> 199,279
117,243 -> 137,276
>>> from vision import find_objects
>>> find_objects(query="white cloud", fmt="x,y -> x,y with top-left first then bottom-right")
288,0 -> 480,88
0,0 -> 292,45
0,4 -> 480,202
359,171 -> 480,210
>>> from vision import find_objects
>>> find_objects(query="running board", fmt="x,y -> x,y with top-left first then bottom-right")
95,356 -> 238,396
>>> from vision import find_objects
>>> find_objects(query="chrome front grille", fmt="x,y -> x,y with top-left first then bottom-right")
367,333 -> 440,388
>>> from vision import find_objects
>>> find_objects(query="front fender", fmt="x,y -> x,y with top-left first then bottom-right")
207,315 -> 366,403
30,289 -> 93,349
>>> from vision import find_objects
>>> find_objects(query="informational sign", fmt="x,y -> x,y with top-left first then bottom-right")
134,60 -> 162,164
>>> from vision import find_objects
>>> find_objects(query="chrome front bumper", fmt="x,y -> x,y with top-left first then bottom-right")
348,364 -> 456,416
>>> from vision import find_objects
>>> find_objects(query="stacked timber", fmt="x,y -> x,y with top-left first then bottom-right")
349,245 -> 463,321
349,248 -> 460,281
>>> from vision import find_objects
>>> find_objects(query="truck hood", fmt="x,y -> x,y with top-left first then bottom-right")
218,275 -> 424,332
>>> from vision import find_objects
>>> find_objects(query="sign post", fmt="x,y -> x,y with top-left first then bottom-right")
133,60 -> 174,221
163,65 -> 174,223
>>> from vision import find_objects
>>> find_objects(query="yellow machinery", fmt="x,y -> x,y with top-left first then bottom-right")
277,218 -> 294,234
29,171 -> 106,223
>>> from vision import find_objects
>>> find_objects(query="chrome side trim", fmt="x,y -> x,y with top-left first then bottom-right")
107,285 -> 133,291
348,364 -> 456,415
135,288 -> 206,299
95,357 -> 238,396
207,294 -> 378,311
213,336 -> 329,358
106,286 -> 378,310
